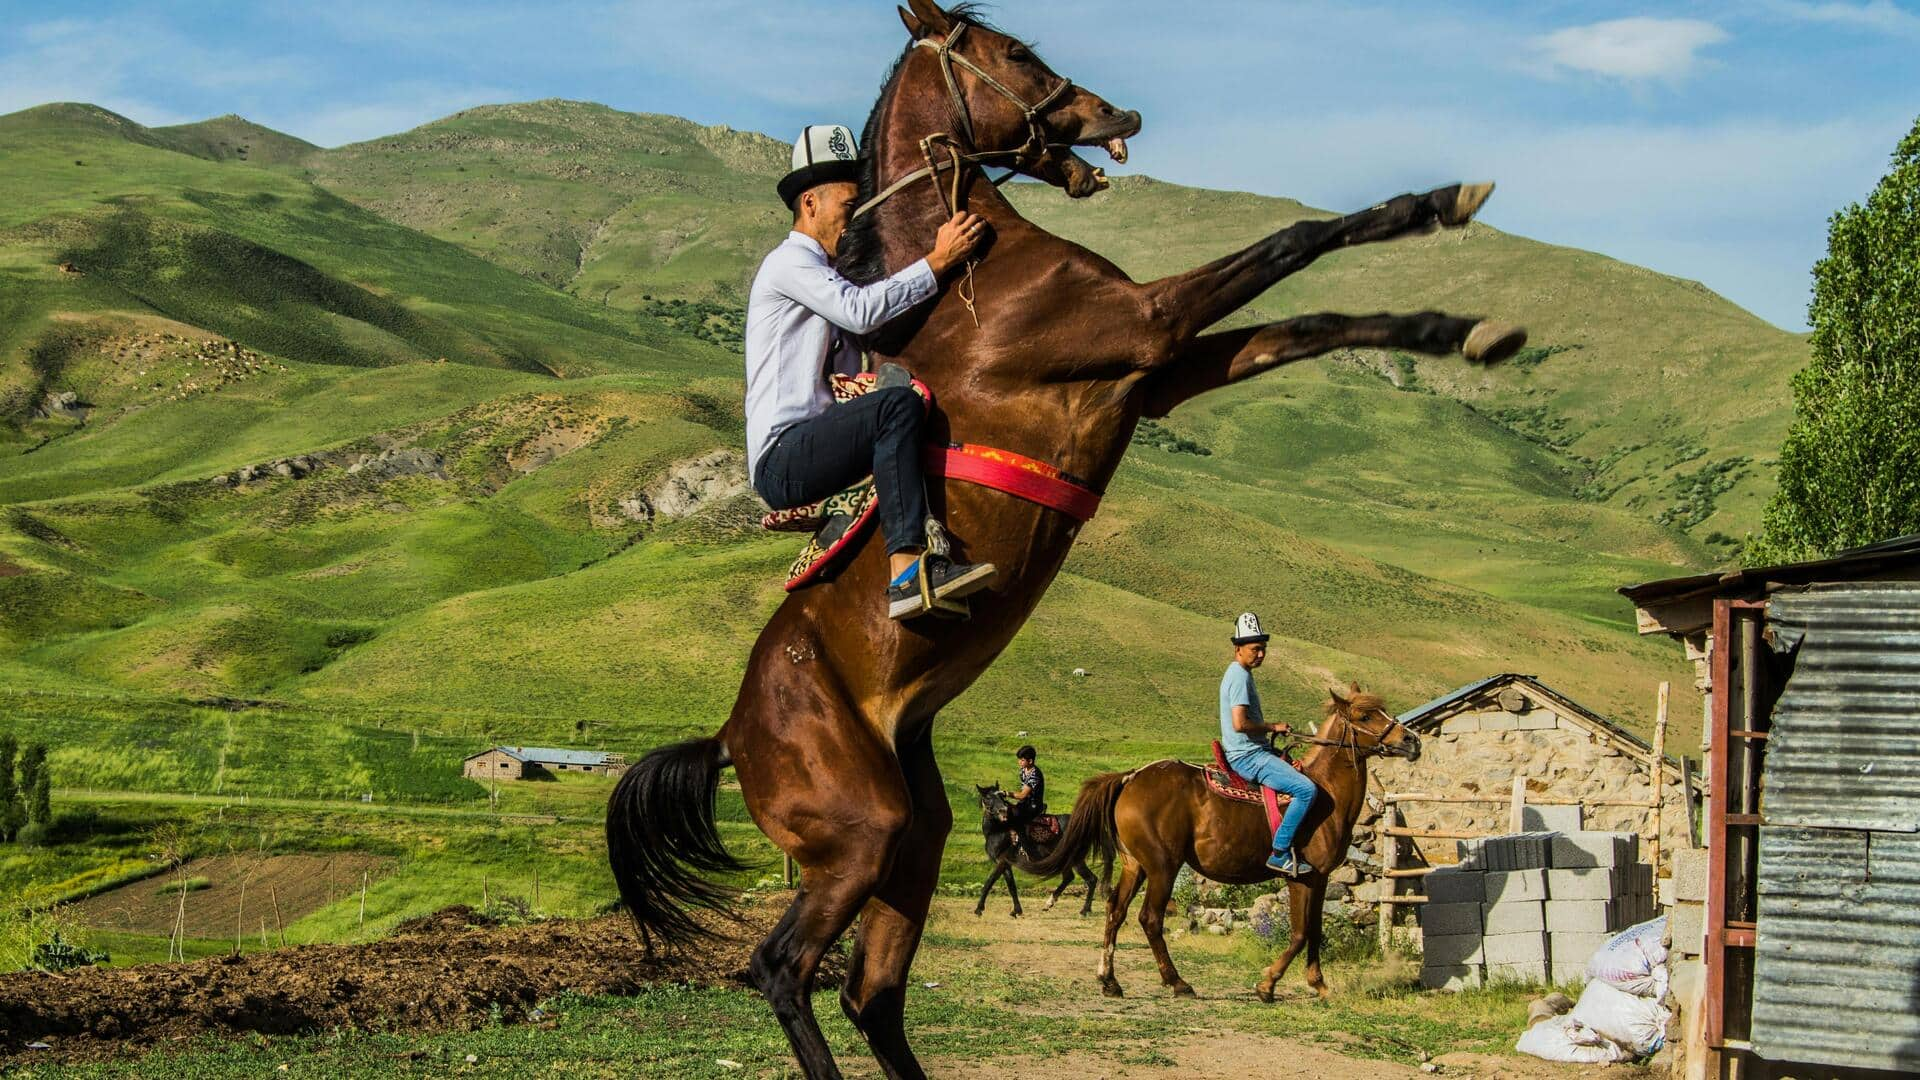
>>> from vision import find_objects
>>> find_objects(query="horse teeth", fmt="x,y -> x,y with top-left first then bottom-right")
1106,137 -> 1128,164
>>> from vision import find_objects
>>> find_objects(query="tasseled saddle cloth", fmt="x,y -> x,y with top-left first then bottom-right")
1196,739 -> 1293,836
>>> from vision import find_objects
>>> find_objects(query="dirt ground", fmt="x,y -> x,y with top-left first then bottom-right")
68,853 -> 394,938
922,898 -> 1656,1080
0,902 -> 827,1064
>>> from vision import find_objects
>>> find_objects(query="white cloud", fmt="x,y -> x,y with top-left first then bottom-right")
1760,0 -> 1920,37
1533,17 -> 1730,81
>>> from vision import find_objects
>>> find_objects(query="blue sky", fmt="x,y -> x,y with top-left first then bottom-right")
3,1 -> 1915,330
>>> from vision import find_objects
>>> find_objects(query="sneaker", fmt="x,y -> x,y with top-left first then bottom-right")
888,555 -> 998,620
1266,850 -> 1303,877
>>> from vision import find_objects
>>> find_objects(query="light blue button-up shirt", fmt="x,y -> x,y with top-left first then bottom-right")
743,232 -> 937,479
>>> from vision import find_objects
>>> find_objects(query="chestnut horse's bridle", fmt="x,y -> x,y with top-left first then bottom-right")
851,21 -> 1083,222
1282,705 -> 1414,773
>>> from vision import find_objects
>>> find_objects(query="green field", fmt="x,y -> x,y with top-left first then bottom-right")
0,95 -> 1792,990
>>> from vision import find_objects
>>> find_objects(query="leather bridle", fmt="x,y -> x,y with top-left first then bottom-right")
851,21 -> 1080,221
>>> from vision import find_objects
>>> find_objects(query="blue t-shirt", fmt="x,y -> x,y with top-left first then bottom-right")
1219,662 -> 1267,763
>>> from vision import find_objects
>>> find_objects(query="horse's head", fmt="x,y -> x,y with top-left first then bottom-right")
897,0 -> 1141,198
1326,683 -> 1421,762
975,782 -> 1011,820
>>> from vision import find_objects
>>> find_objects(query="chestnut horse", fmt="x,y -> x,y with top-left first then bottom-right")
1031,686 -> 1419,1000
608,2 -> 1520,1076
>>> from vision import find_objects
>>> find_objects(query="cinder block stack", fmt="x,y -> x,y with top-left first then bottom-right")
1416,830 -> 1655,989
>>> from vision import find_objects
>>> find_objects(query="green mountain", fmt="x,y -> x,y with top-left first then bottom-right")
0,97 -> 1785,814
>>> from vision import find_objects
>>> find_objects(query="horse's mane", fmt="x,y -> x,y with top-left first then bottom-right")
1326,689 -> 1387,719
838,2 -> 1004,285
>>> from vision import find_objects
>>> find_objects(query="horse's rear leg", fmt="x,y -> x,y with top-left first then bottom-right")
1255,878 -> 1315,1003
839,731 -> 951,1080
1135,858 -> 1194,997
1098,859 -> 1144,997
1075,860 -> 1100,916
740,721 -> 911,1078
1046,867 -> 1074,911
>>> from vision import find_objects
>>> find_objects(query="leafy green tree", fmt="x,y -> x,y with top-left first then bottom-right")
1749,115 -> 1920,563
0,735 -> 16,842
28,760 -> 51,827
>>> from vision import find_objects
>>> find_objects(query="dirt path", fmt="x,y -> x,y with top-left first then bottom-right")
916,897 -> 1654,1080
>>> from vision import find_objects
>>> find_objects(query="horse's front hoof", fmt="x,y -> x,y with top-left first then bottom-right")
1009,909 -> 1023,918
1464,320 -> 1527,365
972,908 -> 984,918
1171,982 -> 1197,998
1439,181 -> 1495,227
1100,979 -> 1124,998
1255,985 -> 1275,1004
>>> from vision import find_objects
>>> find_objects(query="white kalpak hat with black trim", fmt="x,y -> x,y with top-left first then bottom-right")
778,124 -> 863,209
1231,611 -> 1270,645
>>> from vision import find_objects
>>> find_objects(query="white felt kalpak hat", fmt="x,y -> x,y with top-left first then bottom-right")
1231,611 -> 1269,645
778,124 -> 863,208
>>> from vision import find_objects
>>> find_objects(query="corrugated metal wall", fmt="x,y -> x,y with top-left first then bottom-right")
1752,584 -> 1920,1074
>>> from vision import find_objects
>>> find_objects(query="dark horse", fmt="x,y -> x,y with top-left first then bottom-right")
608,2 -> 1521,1076
972,784 -> 1106,917
1031,686 -> 1419,1000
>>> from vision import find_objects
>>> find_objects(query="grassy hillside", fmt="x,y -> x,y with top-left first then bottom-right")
0,97 -> 1744,946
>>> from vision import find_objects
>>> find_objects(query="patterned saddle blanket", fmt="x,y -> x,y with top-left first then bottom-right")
761,370 -> 932,591
1198,740 -> 1289,836
1024,814 -> 1063,846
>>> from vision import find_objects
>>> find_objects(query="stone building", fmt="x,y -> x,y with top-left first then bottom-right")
1359,674 -> 1697,872
461,746 -> 627,781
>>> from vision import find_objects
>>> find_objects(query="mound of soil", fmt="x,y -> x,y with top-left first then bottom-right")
0,902 -> 823,1063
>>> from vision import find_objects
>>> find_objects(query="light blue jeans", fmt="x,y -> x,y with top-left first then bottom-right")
1228,749 -> 1317,854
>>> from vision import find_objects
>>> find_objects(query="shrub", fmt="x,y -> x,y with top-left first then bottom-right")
14,822 -> 51,848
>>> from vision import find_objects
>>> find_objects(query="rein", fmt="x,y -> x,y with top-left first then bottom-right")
1282,709 -> 1409,775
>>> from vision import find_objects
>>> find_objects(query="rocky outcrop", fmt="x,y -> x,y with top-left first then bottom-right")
612,450 -> 748,526
345,448 -> 447,481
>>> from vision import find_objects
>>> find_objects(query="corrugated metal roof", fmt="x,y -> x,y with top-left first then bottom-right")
465,746 -> 611,767
1764,584 -> 1920,832
1752,583 -> 1920,1073
1395,674 -> 1510,726
1619,531 -> 1920,607
1752,828 -> 1920,1071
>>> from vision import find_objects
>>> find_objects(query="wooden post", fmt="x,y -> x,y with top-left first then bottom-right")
1509,776 -> 1526,833
260,917 -> 269,948
173,871 -> 189,963
482,873 -> 489,909
358,871 -> 369,930
1378,802 -> 1398,955
1649,681 -> 1670,878
533,865 -> 541,911
784,853 -> 796,888
270,885 -> 285,947
235,878 -> 247,953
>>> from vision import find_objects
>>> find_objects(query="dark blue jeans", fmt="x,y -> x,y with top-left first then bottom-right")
753,386 -> 929,556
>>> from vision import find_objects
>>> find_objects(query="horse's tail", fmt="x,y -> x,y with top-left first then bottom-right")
1027,771 -> 1129,879
605,735 -> 745,954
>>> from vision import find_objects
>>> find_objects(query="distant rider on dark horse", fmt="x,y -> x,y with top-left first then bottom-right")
1220,612 -> 1317,875
1006,744 -> 1045,847
745,124 -> 997,619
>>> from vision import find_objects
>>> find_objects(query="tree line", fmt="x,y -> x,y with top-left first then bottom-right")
0,735 -> 54,846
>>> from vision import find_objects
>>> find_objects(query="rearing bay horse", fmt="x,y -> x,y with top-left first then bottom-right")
1031,686 -> 1419,1001
608,3 -> 1521,1076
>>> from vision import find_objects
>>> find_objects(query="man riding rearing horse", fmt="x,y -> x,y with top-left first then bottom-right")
746,124 -> 999,620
